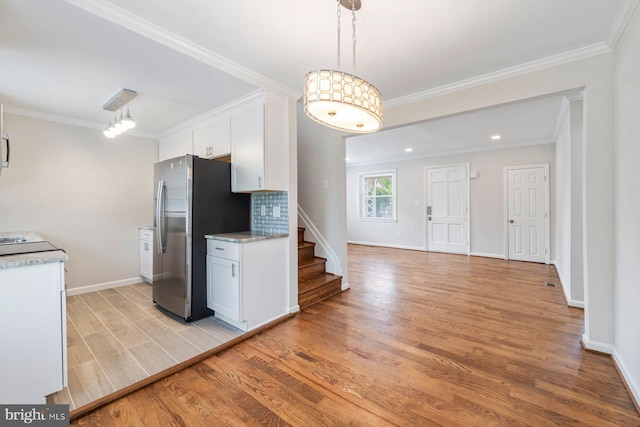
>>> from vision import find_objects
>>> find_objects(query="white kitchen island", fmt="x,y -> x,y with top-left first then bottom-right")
0,231 -> 68,404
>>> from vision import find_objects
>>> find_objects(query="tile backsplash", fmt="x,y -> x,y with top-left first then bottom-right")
252,191 -> 289,234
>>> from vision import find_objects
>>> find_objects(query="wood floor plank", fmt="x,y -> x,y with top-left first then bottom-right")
65,315 -> 94,369
94,309 -> 150,349
128,341 -> 177,376
68,359 -> 115,409
177,325 -> 226,351
79,291 -> 114,313
116,285 -> 151,304
102,292 -> 149,322
134,317 -> 201,363
83,330 -> 148,389
66,300 -> 105,336
72,245 -> 640,426
192,315 -> 243,341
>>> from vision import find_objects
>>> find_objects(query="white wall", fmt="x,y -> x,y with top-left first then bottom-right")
297,103 -> 348,286
0,114 -> 158,290
613,3 -> 640,406
347,144 -> 555,258
554,101 -> 572,300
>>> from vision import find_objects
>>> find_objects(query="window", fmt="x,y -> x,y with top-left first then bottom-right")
358,170 -> 396,221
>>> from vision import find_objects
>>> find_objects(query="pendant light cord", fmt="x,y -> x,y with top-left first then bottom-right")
337,0 -> 341,70
352,0 -> 357,75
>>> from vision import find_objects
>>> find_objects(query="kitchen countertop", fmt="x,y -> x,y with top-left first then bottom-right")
139,226 -> 154,230
0,231 -> 68,270
205,231 -> 289,243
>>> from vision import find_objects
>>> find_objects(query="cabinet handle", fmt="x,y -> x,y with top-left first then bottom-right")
231,264 -> 236,278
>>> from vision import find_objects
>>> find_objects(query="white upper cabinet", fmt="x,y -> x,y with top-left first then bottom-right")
192,113 -> 231,160
230,92 -> 288,193
158,91 -> 289,189
158,129 -> 193,161
210,114 -> 231,158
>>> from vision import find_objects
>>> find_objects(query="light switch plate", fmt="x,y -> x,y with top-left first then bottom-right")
273,206 -> 281,217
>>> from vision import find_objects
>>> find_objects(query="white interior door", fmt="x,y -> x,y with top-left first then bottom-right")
426,164 -> 469,254
506,165 -> 548,263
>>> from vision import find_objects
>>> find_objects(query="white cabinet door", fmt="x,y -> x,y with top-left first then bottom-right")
206,255 -> 241,322
139,229 -> 153,282
231,103 -> 265,192
211,114 -> 231,158
158,135 -> 180,162
0,262 -> 66,403
139,239 -> 152,282
192,122 -> 211,158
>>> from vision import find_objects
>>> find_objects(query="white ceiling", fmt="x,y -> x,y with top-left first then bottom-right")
0,0 -> 636,143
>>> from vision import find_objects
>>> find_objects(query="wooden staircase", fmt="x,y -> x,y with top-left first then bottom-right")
298,227 -> 342,309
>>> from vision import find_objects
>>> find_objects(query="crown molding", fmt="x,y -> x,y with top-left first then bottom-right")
4,105 -> 159,139
605,0 -> 640,48
347,138 -> 554,168
384,42 -> 611,109
158,90 -> 264,139
63,0 -> 301,100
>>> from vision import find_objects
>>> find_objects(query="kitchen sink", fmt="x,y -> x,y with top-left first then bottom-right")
0,237 -> 27,244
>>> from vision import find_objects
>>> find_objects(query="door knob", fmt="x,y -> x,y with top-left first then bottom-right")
509,219 -> 514,223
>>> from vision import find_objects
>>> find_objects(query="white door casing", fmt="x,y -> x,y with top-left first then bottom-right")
504,164 -> 550,263
425,164 -> 470,255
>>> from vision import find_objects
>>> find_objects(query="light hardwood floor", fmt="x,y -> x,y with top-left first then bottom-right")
71,245 -> 640,426
48,282 -> 242,410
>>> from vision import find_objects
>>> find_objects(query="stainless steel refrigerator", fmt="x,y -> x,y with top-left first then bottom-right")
153,155 -> 250,321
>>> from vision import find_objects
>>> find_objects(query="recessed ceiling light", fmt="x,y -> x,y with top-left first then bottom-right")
491,135 -> 502,140
405,148 -> 413,152
345,157 -> 351,161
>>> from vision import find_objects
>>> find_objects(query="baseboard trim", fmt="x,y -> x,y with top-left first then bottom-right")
469,252 -> 504,259
347,241 -> 424,251
341,281 -> 350,291
67,277 -> 144,296
289,304 -> 301,314
581,334 -> 614,355
568,300 -> 585,309
612,349 -> 640,416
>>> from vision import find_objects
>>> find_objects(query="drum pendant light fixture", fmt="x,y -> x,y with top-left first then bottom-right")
304,0 -> 383,134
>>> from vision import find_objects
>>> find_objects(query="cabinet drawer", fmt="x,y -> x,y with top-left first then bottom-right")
207,239 -> 239,260
139,228 -> 153,242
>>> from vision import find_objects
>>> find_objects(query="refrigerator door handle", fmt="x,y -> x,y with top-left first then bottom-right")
156,180 -> 165,253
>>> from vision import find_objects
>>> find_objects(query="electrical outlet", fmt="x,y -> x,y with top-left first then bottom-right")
260,205 -> 266,216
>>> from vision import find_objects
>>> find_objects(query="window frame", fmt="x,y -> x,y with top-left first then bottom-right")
357,169 -> 397,222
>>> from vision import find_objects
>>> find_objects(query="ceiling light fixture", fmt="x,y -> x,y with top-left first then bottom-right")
103,89 -> 137,138
491,134 -> 501,140
405,148 -> 413,152
303,0 -> 383,134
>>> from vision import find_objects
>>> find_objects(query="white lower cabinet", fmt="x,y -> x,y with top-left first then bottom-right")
206,237 -> 288,332
206,256 -> 241,322
139,228 -> 153,283
0,262 -> 67,404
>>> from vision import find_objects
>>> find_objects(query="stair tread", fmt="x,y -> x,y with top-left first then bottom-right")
298,256 -> 327,268
299,272 -> 342,294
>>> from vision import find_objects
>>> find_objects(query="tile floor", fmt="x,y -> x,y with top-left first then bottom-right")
47,282 -> 243,410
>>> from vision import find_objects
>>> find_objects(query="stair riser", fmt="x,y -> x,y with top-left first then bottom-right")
297,229 -> 304,244
298,245 -> 315,261
298,262 -> 327,280
299,278 -> 342,309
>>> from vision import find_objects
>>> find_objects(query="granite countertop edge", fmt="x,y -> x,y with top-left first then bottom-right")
205,231 -> 289,243
0,251 -> 69,270
0,230 -> 69,270
139,226 -> 154,231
